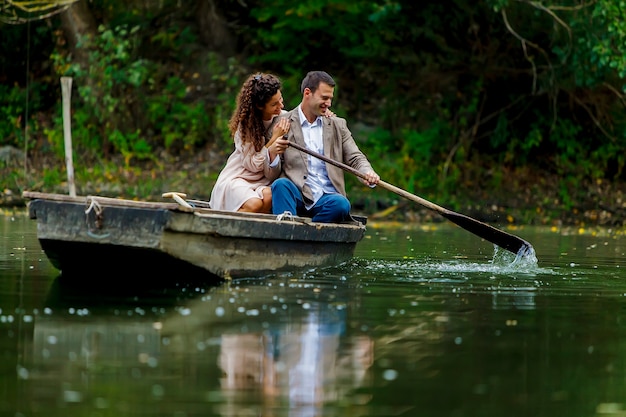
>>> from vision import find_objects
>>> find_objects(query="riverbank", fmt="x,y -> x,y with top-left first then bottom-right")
1,149 -> 624,228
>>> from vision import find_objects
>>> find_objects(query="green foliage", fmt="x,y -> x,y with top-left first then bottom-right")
109,129 -> 153,167
207,55 -> 261,148
46,22 -> 223,165
400,127 -> 443,190
487,0 -> 510,12
49,24 -> 152,161
590,0 -> 626,87
360,122 -> 455,198
490,113 -> 510,151
42,118 -> 64,159
0,79 -> 55,164
144,76 -> 211,153
40,167 -> 63,189
0,84 -> 26,148
250,1 -> 359,68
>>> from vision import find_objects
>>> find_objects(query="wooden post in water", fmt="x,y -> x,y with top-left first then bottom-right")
60,76 -> 76,197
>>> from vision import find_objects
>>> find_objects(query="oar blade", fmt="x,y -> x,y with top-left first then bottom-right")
440,211 -> 533,256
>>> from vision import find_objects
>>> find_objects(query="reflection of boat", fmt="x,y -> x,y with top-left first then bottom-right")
23,191 -> 367,280
25,275 -> 374,414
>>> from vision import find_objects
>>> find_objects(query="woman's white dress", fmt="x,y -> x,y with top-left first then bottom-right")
209,115 -> 283,211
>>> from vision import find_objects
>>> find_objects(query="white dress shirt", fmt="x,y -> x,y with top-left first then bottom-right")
298,106 -> 338,208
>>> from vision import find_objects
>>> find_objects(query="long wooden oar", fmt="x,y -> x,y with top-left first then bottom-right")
288,141 -> 534,257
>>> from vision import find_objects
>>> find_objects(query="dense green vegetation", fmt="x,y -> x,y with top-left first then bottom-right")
1,0 -> 625,224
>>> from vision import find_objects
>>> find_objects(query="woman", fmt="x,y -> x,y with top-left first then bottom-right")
209,73 -> 290,213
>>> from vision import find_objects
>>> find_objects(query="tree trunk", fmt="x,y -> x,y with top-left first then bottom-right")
59,0 -> 97,69
196,0 -> 236,56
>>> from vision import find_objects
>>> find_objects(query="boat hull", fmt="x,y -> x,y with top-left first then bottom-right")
25,193 -> 367,281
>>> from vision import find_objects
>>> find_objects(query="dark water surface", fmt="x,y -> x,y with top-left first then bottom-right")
1,210 -> 626,417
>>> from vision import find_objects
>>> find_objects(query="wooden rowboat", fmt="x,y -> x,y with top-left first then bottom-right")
23,191 -> 367,281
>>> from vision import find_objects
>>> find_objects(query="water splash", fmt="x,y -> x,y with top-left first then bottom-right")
358,243 -> 554,279
492,243 -> 539,270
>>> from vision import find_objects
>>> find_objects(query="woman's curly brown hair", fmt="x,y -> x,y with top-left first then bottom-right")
229,73 -> 282,152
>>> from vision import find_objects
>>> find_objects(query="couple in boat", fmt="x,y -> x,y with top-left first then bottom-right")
209,70 -> 379,224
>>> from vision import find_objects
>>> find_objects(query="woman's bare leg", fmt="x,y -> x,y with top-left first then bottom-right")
238,188 -> 272,214
260,188 -> 272,214
238,198 -> 264,213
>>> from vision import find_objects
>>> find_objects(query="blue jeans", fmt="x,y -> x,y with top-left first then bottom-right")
271,178 -> 351,223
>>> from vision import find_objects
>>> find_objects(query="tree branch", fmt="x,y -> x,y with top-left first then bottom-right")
569,92 -> 617,142
515,0 -> 575,62
501,9 -> 541,94
0,0 -> 79,24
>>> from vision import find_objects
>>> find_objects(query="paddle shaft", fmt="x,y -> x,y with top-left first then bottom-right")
288,142 -> 443,212
287,140 -> 534,256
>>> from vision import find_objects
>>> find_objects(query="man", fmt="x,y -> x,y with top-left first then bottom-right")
270,71 -> 379,223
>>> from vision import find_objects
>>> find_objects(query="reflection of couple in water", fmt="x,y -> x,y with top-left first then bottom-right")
218,303 -> 374,408
31,276 -> 374,416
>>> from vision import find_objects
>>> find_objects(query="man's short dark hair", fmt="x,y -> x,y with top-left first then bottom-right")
301,71 -> 336,93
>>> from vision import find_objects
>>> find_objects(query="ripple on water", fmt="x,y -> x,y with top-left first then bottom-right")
358,243 -> 555,282
347,241 -> 626,301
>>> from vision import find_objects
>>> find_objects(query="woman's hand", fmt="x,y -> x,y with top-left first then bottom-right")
274,117 -> 290,136
266,118 -> 290,148
266,118 -> 290,159
272,136 -> 290,155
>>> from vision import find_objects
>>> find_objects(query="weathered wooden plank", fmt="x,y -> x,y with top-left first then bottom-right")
23,191 -> 179,210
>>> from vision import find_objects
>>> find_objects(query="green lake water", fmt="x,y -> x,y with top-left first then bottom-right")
1,210 -> 625,417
